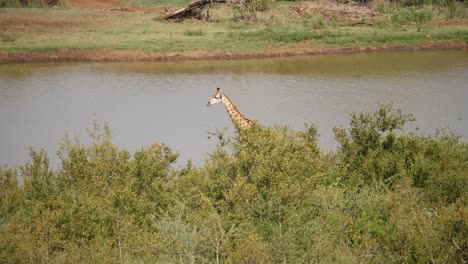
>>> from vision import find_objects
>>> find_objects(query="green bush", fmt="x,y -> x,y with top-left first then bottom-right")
390,6 -> 434,26
0,0 -> 21,7
249,0 -> 274,12
0,33 -> 19,43
232,0 -> 275,21
1,106 -> 466,262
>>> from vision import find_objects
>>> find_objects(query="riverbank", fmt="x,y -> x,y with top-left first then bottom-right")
1,1 -> 467,64
1,40 -> 466,64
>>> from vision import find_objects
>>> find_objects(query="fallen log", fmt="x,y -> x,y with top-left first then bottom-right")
162,0 -> 252,20
162,0 -> 224,20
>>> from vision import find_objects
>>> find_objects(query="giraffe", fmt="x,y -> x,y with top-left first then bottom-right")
207,88 -> 253,130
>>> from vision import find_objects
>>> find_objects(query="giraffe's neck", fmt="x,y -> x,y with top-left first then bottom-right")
221,94 -> 252,129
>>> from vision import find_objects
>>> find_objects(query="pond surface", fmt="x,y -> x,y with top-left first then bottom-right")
1,50 -> 467,167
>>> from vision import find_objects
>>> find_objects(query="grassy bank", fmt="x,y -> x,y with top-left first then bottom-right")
0,0 -> 467,59
1,105 -> 467,263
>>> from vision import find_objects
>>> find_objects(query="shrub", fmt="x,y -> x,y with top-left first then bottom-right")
390,6 -> 433,28
0,33 -> 18,43
232,0 -> 275,21
1,108 -> 466,262
333,104 -> 414,185
0,0 -> 21,7
249,0 -> 274,12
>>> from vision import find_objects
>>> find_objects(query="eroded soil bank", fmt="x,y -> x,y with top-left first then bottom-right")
1,41 -> 466,64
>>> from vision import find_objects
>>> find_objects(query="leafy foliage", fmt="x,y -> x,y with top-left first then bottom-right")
1,105 -> 466,263
389,6 -> 434,29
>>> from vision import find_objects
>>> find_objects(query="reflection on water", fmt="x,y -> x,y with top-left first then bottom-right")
0,50 -> 467,167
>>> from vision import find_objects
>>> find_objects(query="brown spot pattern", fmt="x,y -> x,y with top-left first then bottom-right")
221,95 -> 252,130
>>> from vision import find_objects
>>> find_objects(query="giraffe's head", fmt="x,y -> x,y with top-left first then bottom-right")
207,88 -> 223,107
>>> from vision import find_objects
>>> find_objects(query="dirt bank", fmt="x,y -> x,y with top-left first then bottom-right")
0,41 -> 466,64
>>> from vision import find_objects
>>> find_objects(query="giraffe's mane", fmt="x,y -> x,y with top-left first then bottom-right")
222,93 -> 252,123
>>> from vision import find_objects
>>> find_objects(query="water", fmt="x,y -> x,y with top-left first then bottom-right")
1,50 -> 467,167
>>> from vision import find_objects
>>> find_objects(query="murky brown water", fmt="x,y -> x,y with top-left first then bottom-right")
1,50 -> 467,166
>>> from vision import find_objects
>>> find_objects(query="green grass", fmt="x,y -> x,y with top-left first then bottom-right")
226,25 -> 468,47
183,29 -> 205,36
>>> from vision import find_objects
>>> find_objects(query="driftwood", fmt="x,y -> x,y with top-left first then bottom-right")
162,0 -> 251,20
162,0 -> 225,20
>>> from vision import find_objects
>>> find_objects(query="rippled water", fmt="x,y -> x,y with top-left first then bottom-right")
1,50 -> 467,166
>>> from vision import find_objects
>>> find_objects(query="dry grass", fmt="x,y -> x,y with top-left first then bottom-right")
288,0 -> 384,25
368,0 -> 400,12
